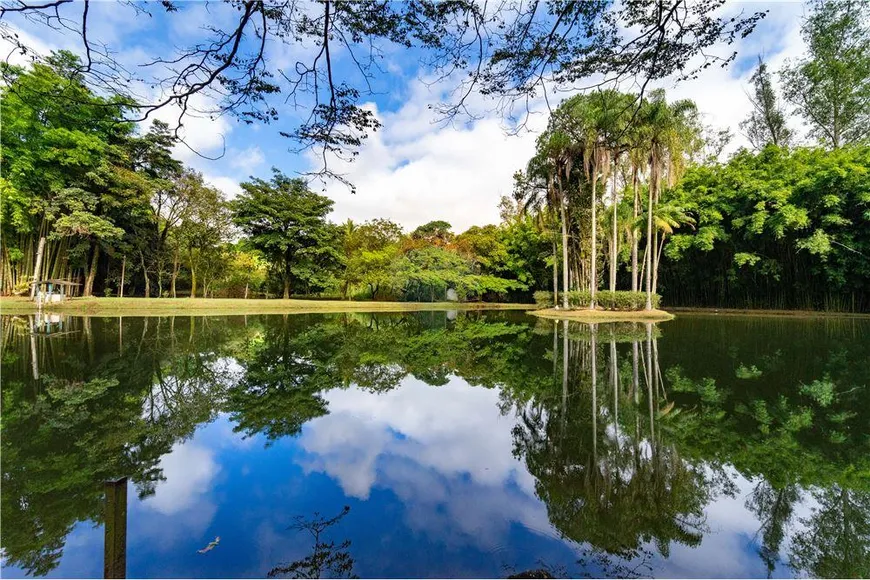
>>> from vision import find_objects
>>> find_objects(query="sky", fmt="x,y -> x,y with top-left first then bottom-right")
1,1 -> 810,232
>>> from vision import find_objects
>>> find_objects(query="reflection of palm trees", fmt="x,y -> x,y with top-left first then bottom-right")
511,323 -> 710,567
268,506 -> 357,579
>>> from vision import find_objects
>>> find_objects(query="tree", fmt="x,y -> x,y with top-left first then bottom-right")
223,245 -> 268,298
741,57 -> 793,150
232,170 -> 335,299
178,177 -> 231,298
781,0 -> 870,148
410,220 -> 454,246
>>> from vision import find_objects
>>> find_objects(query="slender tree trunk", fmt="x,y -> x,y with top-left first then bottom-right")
645,164 -> 655,310
84,244 -> 99,297
560,195 -> 569,309
631,170 -> 639,292
552,238 -> 559,306
30,236 -> 45,299
140,251 -> 150,298
610,160 -> 618,292
171,250 -> 179,298
189,266 -> 196,299
653,233 -> 665,296
119,256 -> 126,298
244,283 -> 249,299
283,254 -> 291,299
590,171 -> 598,309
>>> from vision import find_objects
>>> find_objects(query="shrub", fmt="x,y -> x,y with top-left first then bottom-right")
551,290 -> 661,310
533,290 -> 554,308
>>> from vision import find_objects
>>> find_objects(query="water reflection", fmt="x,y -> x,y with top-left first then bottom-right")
1,312 -> 868,578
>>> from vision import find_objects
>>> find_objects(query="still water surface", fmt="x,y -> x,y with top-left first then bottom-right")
1,311 -> 868,578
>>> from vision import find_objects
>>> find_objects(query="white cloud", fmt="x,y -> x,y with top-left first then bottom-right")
204,173 -> 243,199
297,377 -> 554,549
145,440 -> 220,516
230,146 -> 266,171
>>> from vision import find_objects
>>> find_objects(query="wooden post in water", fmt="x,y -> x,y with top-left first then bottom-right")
104,478 -> 128,579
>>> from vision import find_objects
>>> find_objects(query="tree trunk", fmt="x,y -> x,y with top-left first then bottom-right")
645,162 -> 655,310
553,237 -> 559,306
631,170 -> 639,292
30,236 -> 46,299
590,171 -> 598,309
119,256 -> 126,298
244,282 -> 249,299
559,195 -> 569,309
610,161 -> 618,292
653,233 -> 665,296
140,251 -> 150,298
283,275 -> 290,299
84,244 -> 99,297
190,266 -> 197,298
171,250 -> 179,298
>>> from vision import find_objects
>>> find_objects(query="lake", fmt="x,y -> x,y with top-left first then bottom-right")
1,311 -> 868,578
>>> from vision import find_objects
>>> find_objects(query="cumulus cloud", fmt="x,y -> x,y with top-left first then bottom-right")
145,440 -> 220,516
296,377 -> 553,549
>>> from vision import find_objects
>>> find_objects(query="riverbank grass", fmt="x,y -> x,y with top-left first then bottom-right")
0,296 -> 534,316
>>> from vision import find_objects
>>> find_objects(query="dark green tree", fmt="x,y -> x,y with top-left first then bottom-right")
232,170 -> 336,299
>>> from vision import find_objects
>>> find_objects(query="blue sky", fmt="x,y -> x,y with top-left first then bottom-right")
2,1 -> 809,231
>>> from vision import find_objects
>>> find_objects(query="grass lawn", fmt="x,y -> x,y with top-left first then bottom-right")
530,307 -> 675,323
0,296 -> 535,316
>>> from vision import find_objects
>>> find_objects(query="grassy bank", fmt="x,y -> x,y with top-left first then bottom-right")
667,307 -> 870,319
0,296 -> 534,316
530,307 -> 675,323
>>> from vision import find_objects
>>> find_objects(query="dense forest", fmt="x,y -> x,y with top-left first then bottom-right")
0,0 -> 868,310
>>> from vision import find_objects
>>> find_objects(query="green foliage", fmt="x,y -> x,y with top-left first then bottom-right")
800,377 -> 836,407
660,146 -> 870,310
534,291 -> 554,308
560,290 -> 659,310
232,170 -> 338,298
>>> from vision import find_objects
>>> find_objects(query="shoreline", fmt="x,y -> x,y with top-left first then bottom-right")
530,307 -> 675,323
0,296 -> 534,317
667,307 -> 870,319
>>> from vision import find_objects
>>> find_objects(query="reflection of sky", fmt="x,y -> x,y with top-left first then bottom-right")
3,376 -> 808,578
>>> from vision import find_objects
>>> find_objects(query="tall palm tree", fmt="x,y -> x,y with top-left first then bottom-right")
516,136 -> 572,308
638,90 -> 700,310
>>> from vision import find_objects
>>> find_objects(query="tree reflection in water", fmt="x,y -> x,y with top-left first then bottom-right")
1,311 -> 868,577
268,506 -> 356,579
